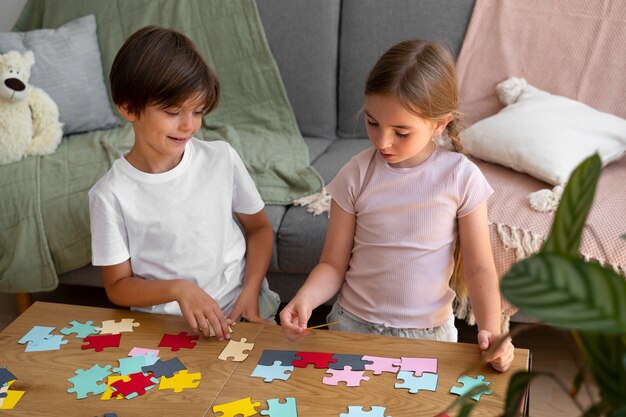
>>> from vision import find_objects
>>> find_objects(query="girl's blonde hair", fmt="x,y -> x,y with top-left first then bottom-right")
364,39 -> 464,153
365,39 -> 467,297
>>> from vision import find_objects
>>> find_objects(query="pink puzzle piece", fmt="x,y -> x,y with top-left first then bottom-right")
323,366 -> 370,387
393,357 -> 437,376
292,351 -> 337,368
362,356 -> 400,375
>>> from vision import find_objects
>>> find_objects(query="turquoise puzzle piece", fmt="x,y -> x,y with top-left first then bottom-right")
251,361 -> 293,382
450,374 -> 493,401
339,406 -> 389,417
395,370 -> 438,394
60,320 -> 100,339
67,364 -> 112,399
260,397 -> 298,417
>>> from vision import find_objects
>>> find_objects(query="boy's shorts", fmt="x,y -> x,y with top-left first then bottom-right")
258,278 -> 281,322
326,302 -> 458,342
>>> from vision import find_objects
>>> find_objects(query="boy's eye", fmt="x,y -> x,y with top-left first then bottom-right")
165,110 -> 179,116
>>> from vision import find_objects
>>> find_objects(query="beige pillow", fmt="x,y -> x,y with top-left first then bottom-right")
460,77 -> 626,185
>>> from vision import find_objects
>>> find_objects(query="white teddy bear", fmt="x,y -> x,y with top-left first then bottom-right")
0,50 -> 63,164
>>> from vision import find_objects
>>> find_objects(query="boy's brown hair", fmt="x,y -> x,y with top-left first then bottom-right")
110,25 -> 220,117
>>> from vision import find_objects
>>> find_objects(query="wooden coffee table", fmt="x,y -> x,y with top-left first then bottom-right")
0,302 -> 530,416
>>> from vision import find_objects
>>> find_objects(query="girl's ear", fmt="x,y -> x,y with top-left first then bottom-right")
116,104 -> 136,122
433,114 -> 453,136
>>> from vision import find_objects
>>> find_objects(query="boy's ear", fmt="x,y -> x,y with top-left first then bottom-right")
116,104 -> 136,122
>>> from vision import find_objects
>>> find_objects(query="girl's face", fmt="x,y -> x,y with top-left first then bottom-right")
117,94 -> 205,173
364,94 -> 449,168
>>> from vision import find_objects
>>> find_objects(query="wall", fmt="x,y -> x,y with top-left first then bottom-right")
0,0 -> 27,32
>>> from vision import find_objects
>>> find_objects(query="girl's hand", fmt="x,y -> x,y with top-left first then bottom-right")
228,287 -> 275,326
279,300 -> 312,342
174,280 -> 233,341
478,330 -> 515,372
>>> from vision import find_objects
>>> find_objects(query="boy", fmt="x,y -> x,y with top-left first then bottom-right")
89,26 -> 279,341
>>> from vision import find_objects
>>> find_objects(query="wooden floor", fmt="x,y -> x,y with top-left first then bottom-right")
0,285 -> 598,416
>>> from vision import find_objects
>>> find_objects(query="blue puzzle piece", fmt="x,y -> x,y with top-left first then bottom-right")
0,368 -> 16,386
18,326 -> 55,344
60,320 -> 100,339
450,374 -> 493,401
339,406 -> 389,417
142,357 -> 185,378
260,397 -> 297,417
395,371 -> 438,394
251,361 -> 294,382
67,364 -> 112,399
25,334 -> 68,352
329,354 -> 371,371
258,350 -> 298,366
114,356 -> 150,376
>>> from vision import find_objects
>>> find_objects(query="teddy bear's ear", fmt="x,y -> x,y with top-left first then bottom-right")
23,50 -> 35,67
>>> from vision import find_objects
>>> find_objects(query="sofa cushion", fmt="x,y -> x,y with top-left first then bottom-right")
256,0 -> 340,140
0,14 -> 119,134
337,0 -> 475,138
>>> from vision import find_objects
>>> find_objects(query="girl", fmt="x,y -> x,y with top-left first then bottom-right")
280,39 -> 514,372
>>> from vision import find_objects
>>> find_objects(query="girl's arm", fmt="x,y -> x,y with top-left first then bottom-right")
280,199 -> 356,340
101,261 -> 232,340
229,209 -> 274,324
458,200 -> 515,372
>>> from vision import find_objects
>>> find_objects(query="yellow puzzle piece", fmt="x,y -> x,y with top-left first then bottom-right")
158,370 -> 201,393
213,397 -> 261,417
0,389 -> 26,410
100,375 -> 130,400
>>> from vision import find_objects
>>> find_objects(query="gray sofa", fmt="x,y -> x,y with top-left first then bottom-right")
59,0 -> 477,306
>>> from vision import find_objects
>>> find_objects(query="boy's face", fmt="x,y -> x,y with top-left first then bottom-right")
117,94 -> 205,172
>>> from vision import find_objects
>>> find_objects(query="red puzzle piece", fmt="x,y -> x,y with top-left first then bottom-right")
110,372 -> 158,398
81,334 -> 121,352
158,332 -> 199,351
292,351 -> 337,368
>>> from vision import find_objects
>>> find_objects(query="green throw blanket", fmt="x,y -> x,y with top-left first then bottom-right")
0,0 -> 323,292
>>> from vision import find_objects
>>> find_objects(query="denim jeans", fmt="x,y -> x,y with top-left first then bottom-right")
326,302 -> 458,342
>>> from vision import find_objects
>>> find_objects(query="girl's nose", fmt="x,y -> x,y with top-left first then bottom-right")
375,132 -> 392,149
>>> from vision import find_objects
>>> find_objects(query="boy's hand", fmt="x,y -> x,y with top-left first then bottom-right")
174,280 -> 233,341
228,288 -> 275,326
478,330 -> 515,372
279,300 -> 312,342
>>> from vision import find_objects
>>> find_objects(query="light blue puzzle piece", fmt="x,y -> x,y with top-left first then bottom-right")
18,326 -> 55,344
260,397 -> 297,417
60,320 -> 100,339
339,406 -> 389,417
113,356 -> 150,375
251,361 -> 294,382
395,370 -> 438,394
25,334 -> 68,352
450,374 -> 493,401
67,364 -> 112,399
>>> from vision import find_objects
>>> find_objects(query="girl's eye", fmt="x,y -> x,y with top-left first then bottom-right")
366,120 -> 378,127
395,131 -> 409,138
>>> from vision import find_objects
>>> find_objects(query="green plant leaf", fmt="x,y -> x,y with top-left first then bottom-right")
501,253 -> 626,333
542,154 -> 601,256
573,331 -> 626,408
501,371 -> 542,417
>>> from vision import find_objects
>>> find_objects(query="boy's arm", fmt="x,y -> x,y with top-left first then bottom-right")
459,201 -> 514,372
101,260 -> 232,340
229,209 -> 274,323
280,199 -> 355,340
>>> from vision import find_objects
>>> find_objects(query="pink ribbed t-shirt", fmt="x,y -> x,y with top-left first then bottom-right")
326,144 -> 493,329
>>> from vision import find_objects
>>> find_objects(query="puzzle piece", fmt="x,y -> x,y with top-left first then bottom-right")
251,361 -> 294,382
362,356 -> 400,375
0,389 -> 25,410
0,368 -> 16,386
450,374 -> 493,401
114,355 -> 151,376
128,347 -> 160,365
339,406 -> 390,417
218,338 -> 254,361
24,334 -> 68,352
67,364 -> 113,399
60,320 -> 100,338
158,332 -> 199,351
258,350 -> 298,367
329,354 -> 371,371
142,357 -> 186,378
292,351 -> 337,368
110,372 -> 159,399
158,370 -> 201,392
260,397 -> 298,417
213,397 -> 261,417
18,325 -> 55,344
395,371 -> 438,394
97,318 -> 140,335
323,366 -> 370,387
100,375 -> 130,400
393,357 -> 437,376
81,334 -> 121,352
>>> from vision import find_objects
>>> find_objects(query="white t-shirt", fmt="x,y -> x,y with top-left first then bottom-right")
89,139 -> 264,316
326,145 -> 493,329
